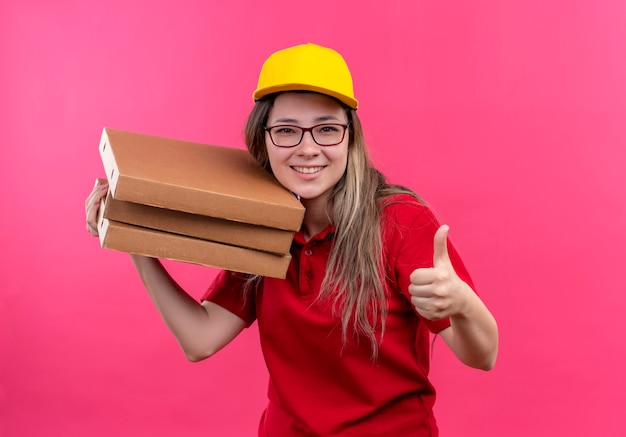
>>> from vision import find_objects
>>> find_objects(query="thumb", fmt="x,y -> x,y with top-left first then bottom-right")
433,224 -> 451,267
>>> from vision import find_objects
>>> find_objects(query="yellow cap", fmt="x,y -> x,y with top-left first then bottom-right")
253,43 -> 358,109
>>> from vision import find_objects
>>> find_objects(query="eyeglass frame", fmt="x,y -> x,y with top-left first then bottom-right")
264,122 -> 351,148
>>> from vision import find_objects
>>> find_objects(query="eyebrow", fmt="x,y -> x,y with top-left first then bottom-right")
270,115 -> 344,125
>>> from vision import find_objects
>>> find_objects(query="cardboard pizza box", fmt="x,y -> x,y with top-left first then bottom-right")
97,201 -> 292,278
102,191 -> 294,255
99,127 -> 304,231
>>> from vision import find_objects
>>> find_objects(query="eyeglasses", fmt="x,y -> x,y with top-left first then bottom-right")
265,123 -> 350,148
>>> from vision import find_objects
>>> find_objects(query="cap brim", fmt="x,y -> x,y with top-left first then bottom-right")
253,84 -> 358,110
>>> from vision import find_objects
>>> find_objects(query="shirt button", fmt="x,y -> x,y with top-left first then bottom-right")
304,272 -> 313,280
304,249 -> 313,256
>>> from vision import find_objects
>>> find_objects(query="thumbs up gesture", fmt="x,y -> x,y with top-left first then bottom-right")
408,225 -> 472,321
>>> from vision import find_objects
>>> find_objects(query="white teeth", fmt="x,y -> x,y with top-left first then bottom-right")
293,166 -> 323,174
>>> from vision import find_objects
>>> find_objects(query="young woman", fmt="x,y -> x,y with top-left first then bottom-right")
85,43 -> 498,436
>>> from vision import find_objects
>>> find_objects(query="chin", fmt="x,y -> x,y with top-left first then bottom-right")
294,187 -> 333,204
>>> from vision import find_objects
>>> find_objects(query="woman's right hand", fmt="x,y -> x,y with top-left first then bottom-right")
85,178 -> 109,236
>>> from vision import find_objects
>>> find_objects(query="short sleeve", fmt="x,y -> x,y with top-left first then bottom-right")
201,270 -> 258,327
383,196 -> 477,333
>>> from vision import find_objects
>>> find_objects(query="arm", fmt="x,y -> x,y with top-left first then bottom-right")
437,283 -> 498,370
130,255 -> 246,362
85,178 -> 245,362
409,225 -> 498,370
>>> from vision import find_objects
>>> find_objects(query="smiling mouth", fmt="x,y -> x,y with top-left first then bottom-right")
292,166 -> 325,174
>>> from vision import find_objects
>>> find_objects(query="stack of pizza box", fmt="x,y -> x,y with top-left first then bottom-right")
97,128 -> 304,279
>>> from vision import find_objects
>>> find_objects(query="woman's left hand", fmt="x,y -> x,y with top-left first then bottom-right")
409,225 -> 499,370
408,225 -> 473,321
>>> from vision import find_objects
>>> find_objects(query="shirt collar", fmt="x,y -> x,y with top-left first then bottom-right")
293,223 -> 336,246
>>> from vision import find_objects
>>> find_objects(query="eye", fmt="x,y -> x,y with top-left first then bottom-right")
316,124 -> 341,135
273,126 -> 298,135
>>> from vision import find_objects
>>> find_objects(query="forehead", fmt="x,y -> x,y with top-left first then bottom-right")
268,92 -> 346,123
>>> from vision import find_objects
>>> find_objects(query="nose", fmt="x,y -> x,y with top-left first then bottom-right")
297,131 -> 320,155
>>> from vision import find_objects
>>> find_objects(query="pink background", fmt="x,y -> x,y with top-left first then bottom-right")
2,1 -> 625,435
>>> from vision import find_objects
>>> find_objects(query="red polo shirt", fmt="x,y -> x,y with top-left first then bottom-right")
203,194 -> 475,436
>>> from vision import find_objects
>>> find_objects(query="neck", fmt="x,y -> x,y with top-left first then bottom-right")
300,195 -> 332,241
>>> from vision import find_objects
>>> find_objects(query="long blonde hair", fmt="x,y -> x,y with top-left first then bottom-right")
244,93 -> 419,359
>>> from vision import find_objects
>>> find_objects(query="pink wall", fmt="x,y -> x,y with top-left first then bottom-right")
2,1 -> 625,435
